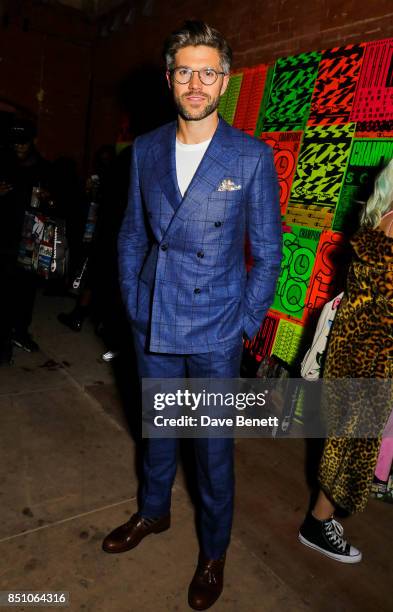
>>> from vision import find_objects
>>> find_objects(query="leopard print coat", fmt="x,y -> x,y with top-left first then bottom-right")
318,226 -> 393,514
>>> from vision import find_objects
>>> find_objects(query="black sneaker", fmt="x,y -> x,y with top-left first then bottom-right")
12,332 -> 39,353
299,512 -> 362,564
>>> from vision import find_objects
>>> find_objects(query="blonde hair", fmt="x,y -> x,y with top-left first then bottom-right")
360,158 -> 393,228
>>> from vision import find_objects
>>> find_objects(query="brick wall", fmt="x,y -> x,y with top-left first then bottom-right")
89,0 -> 393,154
0,0 -> 95,169
2,0 -> 393,170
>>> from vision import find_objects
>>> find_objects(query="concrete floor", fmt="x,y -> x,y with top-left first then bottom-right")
0,291 -> 391,612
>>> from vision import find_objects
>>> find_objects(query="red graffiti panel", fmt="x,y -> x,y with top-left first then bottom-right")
350,37 -> 393,135
302,229 -> 350,325
308,44 -> 365,126
259,131 -> 303,215
243,311 -> 281,362
233,65 -> 270,133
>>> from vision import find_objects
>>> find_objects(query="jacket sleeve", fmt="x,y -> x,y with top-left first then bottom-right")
243,146 -> 282,339
117,140 -> 149,319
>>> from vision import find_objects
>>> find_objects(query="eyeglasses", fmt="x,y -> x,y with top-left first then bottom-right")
170,67 -> 226,85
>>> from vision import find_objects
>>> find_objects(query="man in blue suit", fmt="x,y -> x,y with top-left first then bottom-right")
103,20 -> 282,610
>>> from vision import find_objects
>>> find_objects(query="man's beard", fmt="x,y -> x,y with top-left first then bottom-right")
174,92 -> 221,121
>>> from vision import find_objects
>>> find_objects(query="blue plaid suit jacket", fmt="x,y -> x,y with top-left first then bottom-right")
118,118 -> 282,354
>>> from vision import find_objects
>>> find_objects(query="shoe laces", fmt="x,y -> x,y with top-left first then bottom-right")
324,518 -> 347,551
140,516 -> 158,526
197,557 -> 224,585
202,569 -> 217,585
127,515 -> 159,528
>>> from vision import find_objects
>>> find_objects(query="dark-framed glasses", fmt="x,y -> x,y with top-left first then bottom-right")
171,67 -> 225,85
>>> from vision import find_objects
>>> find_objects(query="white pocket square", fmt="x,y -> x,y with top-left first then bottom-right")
217,179 -> 242,192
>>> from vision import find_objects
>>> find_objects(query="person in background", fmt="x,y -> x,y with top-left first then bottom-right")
93,145 -> 131,362
50,155 -> 85,290
299,159 -> 393,563
2,119 -> 52,355
57,145 -> 117,334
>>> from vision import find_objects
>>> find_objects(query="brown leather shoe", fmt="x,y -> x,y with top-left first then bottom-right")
188,553 -> 226,610
102,513 -> 170,553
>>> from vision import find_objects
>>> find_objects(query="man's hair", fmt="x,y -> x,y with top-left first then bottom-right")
163,20 -> 232,74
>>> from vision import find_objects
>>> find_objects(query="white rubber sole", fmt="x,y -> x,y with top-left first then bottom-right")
298,532 -> 362,564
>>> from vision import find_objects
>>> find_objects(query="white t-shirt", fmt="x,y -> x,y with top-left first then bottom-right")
175,138 -> 212,197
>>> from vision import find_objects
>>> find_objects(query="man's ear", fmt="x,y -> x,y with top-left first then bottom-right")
166,70 -> 172,90
220,73 -> 230,97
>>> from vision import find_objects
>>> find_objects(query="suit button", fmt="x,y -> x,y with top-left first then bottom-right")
197,251 -> 204,258
194,288 -> 201,294
160,243 -> 168,251
214,221 -> 222,227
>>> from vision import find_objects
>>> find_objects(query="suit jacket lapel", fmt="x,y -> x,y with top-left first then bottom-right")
152,121 -> 182,214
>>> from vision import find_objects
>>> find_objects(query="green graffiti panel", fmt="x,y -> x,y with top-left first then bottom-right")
288,123 -> 356,208
218,73 -> 243,125
272,224 -> 321,320
271,319 -> 306,366
262,51 -> 321,132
